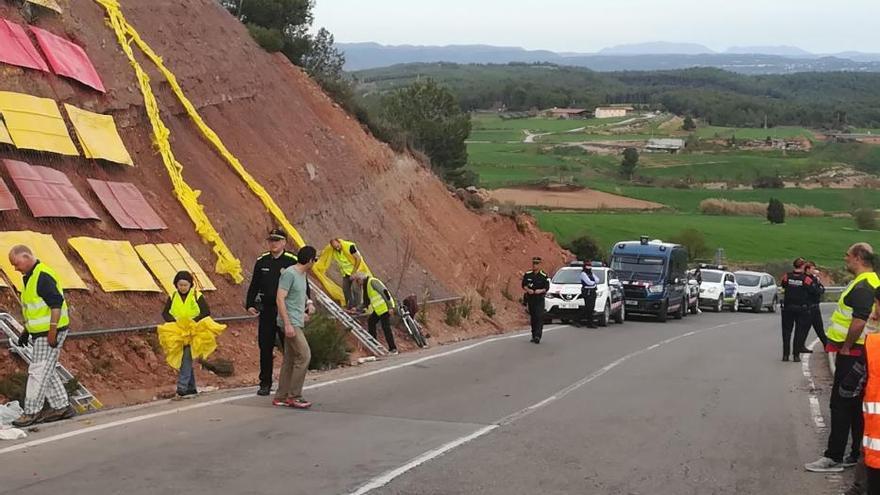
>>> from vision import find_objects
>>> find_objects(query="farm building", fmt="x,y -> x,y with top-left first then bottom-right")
646,138 -> 686,153
594,106 -> 632,119
544,107 -> 590,119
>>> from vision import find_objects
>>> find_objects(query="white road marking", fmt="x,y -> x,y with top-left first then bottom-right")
800,338 -> 826,430
347,318 -> 759,494
0,325 -> 566,456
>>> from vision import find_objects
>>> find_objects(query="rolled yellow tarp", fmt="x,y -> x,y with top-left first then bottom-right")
157,317 -> 227,370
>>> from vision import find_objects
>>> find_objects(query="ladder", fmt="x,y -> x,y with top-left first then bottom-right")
310,283 -> 387,357
0,313 -> 103,414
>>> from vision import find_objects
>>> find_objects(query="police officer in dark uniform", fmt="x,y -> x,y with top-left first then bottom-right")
781,257 -> 819,362
578,264 -> 599,328
246,229 -> 298,396
805,261 -> 829,347
522,256 -> 550,343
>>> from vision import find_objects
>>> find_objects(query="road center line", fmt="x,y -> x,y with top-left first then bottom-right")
348,318 -> 758,495
0,325 -> 566,456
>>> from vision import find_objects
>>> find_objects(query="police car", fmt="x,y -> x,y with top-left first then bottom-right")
698,265 -> 739,312
545,262 -> 625,326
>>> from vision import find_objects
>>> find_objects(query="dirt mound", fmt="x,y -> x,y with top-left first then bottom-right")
489,188 -> 665,210
0,0 -> 566,403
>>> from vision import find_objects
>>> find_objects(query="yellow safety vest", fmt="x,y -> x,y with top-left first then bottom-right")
169,290 -> 202,322
827,271 -> 880,346
333,239 -> 359,277
21,262 -> 70,334
366,277 -> 395,316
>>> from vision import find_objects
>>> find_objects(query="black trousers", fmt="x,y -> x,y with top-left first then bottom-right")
824,353 -> 865,462
581,289 -> 597,326
258,306 -> 283,388
528,299 -> 545,340
368,312 -> 397,351
781,308 -> 811,357
868,466 -> 880,495
810,304 -> 829,346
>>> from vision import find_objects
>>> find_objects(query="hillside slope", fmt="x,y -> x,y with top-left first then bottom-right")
0,0 -> 566,401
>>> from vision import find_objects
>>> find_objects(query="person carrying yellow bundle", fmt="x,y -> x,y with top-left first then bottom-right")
158,271 -> 225,398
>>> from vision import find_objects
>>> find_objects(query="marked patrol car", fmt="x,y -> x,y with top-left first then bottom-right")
545,262 -> 625,327
698,265 -> 739,312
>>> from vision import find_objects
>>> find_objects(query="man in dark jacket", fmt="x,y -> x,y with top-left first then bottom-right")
805,261 -> 829,347
781,257 -> 820,362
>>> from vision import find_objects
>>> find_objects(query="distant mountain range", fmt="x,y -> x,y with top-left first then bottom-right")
338,42 -> 880,74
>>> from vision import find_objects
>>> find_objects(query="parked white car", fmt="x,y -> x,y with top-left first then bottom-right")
734,271 -> 779,313
698,266 -> 739,312
545,263 -> 625,327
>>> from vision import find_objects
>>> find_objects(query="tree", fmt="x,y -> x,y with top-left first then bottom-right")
682,115 -> 696,131
671,228 -> 709,261
566,235 -> 603,263
767,198 -> 786,224
379,79 -> 473,186
854,208 -> 878,231
620,148 -> 639,180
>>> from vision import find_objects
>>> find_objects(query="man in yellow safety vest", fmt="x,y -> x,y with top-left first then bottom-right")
330,238 -> 363,310
9,245 -> 76,427
806,242 -> 880,473
352,272 -> 398,355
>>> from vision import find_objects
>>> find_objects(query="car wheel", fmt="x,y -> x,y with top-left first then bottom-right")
690,300 -> 699,315
769,296 -> 778,313
715,296 -> 723,313
657,301 -> 668,322
730,298 -> 739,312
614,303 -> 625,324
674,301 -> 684,320
599,302 -> 610,327
752,297 -> 763,314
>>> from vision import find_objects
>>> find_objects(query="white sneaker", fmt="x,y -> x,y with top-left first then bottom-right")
804,456 -> 844,473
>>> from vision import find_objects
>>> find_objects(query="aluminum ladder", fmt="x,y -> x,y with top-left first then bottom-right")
0,312 -> 103,414
310,283 -> 387,356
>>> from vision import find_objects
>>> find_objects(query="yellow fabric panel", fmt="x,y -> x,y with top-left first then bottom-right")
0,231 -> 86,291
157,317 -> 226,370
0,121 -> 12,145
68,237 -> 161,293
91,1 -> 242,283
26,0 -> 63,14
136,243 -> 216,294
64,104 -> 134,166
313,245 -> 374,304
0,92 -> 79,156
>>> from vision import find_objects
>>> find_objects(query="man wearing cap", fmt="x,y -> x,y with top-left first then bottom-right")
522,257 -> 550,343
245,229 -> 300,396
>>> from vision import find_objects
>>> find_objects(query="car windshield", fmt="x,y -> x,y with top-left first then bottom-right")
701,271 -> 723,283
736,274 -> 761,286
552,269 -> 606,284
611,255 -> 665,282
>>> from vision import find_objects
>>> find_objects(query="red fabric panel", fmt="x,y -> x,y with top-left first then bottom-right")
0,177 -> 18,211
4,159 -> 99,219
30,26 -> 105,92
87,179 -> 167,230
0,19 -> 49,72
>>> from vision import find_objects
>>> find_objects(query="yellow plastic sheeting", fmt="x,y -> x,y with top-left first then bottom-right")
0,92 -> 79,156
313,245 -> 375,304
92,0 -> 242,283
0,121 -> 12,145
26,0 -> 63,14
64,104 -> 134,166
67,237 -> 161,293
135,243 -> 216,294
157,317 -> 226,370
0,231 -> 86,291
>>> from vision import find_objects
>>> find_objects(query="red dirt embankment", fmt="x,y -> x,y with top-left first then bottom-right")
0,0 -> 566,405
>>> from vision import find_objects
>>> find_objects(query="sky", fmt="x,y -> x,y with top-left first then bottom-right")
312,0 -> 880,54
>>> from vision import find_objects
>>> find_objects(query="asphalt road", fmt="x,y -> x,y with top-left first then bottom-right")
0,310 -> 834,494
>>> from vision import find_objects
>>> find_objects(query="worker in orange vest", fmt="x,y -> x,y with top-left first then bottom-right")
861,288 -> 880,494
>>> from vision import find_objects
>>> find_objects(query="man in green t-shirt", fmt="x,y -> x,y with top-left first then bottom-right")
274,246 -> 317,409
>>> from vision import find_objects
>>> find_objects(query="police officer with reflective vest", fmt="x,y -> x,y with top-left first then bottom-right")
9,245 -> 76,427
330,238 -> 363,309
246,229 -> 312,396
522,257 -> 550,344
353,272 -> 398,354
806,243 -> 880,473
805,261 -> 829,347
859,287 -> 880,492
578,264 -> 598,328
780,257 -> 819,362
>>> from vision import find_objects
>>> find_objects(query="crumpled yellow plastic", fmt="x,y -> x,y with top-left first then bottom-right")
157,316 -> 227,370
68,237 -> 161,293
313,245 -> 375,303
92,0 -> 242,283
0,231 -> 86,291
0,91 -> 79,156
64,104 -> 134,166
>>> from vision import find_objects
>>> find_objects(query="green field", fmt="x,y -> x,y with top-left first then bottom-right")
695,126 -> 815,140
467,142 -> 618,188
637,150 -> 830,182
534,211 -> 880,267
